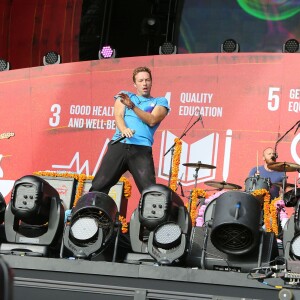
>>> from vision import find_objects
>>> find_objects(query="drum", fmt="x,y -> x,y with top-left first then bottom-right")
245,176 -> 270,193
204,198 -> 217,223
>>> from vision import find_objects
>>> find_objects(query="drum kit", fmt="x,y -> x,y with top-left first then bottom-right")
182,160 -> 300,211
181,161 -> 242,195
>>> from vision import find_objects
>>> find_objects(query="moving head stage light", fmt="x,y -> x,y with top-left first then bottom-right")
283,189 -> 300,266
187,191 -> 278,272
61,192 -> 119,260
127,184 -> 191,265
1,175 -> 65,257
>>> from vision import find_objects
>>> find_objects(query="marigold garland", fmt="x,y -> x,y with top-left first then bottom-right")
188,188 -> 208,226
168,138 -> 208,225
118,215 -> 129,234
33,171 -> 131,233
251,189 -> 271,233
196,190 -> 227,227
270,197 -> 279,236
169,138 -> 182,192
269,197 -> 289,236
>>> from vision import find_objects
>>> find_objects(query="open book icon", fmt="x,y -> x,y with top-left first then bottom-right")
158,130 -> 219,186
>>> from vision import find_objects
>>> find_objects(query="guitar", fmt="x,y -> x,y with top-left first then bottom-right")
0,132 -> 15,140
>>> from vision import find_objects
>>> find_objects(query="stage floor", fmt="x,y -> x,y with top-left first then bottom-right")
2,254 -> 300,300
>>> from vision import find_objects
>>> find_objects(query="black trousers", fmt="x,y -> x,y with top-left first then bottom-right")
90,142 -> 156,194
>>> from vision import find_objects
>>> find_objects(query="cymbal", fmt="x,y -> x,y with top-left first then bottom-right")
182,162 -> 216,169
273,182 -> 295,189
204,180 -> 242,190
267,162 -> 300,172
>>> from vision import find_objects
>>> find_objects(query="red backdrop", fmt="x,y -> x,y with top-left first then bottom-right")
1,53 -> 300,218
0,0 -> 82,69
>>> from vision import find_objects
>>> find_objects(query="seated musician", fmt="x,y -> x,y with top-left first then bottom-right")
248,147 -> 285,199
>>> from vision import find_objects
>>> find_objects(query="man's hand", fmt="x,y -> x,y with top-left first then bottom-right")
118,93 -> 135,109
121,128 -> 135,138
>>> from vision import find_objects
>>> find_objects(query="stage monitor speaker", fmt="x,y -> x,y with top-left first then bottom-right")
83,180 -> 127,217
186,226 -> 279,273
39,176 -> 77,210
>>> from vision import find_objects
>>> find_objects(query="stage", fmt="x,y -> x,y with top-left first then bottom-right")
2,254 -> 300,300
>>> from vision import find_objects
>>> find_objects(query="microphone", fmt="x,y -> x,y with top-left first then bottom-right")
197,114 -> 204,128
111,130 -> 135,145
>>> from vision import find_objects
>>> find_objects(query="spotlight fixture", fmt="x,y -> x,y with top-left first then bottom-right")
1,175 -> 65,257
98,46 -> 116,59
159,42 -> 177,55
290,234 -> 300,259
127,184 -> 191,265
43,51 -> 61,65
186,191 -> 279,272
221,39 -> 240,53
0,59 -> 10,71
283,199 -> 300,262
283,39 -> 300,53
210,191 -> 261,255
141,17 -> 161,36
61,192 -> 118,260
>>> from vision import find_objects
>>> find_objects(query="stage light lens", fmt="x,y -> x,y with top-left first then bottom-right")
43,51 -> 61,65
71,217 -> 98,241
99,46 -> 116,59
0,59 -> 9,71
284,39 -> 299,53
159,42 -> 177,55
154,223 -> 181,249
221,39 -> 239,53
291,235 -> 300,258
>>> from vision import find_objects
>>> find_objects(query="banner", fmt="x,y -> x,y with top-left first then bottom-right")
1,53 -> 299,218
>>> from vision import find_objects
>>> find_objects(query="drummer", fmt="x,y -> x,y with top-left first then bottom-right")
248,147 -> 285,199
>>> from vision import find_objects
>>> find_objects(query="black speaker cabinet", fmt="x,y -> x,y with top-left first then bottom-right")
186,226 -> 279,273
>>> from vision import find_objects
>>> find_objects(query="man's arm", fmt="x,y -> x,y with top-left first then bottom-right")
118,92 -> 168,127
114,99 -> 135,137
132,105 -> 168,127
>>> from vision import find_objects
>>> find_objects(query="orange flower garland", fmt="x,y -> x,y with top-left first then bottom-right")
33,171 -> 131,233
251,189 -> 271,232
189,188 -> 208,226
119,177 -> 132,199
168,138 -> 207,225
73,173 -> 94,206
118,215 -> 129,234
269,197 -> 282,236
169,138 -> 182,192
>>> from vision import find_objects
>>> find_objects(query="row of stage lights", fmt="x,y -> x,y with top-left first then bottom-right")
3,174 -> 300,276
221,38 -> 300,54
0,175 -> 192,264
0,42 -> 177,72
0,38 -> 298,72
